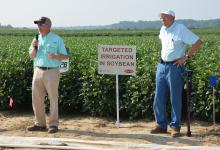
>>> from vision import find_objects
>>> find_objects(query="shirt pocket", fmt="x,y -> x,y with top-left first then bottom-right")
46,44 -> 57,53
172,36 -> 182,45
176,65 -> 185,79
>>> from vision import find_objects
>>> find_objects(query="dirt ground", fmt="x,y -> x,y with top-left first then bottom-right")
0,110 -> 220,148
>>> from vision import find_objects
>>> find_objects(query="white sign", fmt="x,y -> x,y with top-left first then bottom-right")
59,59 -> 70,73
98,45 -> 136,75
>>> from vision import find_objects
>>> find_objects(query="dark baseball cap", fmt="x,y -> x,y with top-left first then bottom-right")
34,16 -> 51,25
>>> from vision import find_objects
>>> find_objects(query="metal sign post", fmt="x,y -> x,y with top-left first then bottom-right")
115,73 -> 120,128
209,76 -> 217,130
212,86 -> 216,130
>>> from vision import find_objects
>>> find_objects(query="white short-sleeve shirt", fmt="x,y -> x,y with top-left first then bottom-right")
159,22 -> 199,61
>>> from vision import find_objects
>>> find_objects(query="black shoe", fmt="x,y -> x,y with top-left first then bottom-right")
150,126 -> 167,134
48,126 -> 58,133
27,125 -> 46,131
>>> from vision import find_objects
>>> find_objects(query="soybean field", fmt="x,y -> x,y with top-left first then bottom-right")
0,28 -> 220,121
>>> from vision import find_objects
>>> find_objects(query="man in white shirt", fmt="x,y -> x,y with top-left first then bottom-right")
150,10 -> 202,137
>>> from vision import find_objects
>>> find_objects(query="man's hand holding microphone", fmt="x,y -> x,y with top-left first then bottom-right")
29,34 -> 39,60
32,34 -> 39,51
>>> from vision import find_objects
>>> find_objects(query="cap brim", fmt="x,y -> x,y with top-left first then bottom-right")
34,18 -> 47,24
34,20 -> 41,24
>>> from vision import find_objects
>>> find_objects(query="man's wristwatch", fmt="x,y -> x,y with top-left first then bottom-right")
185,54 -> 190,59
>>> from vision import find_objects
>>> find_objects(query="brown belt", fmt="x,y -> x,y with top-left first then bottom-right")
37,66 -> 57,70
159,58 -> 176,64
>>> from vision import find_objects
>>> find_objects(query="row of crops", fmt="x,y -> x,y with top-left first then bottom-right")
0,28 -> 219,121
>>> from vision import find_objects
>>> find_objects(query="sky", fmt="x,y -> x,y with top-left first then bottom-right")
0,0 -> 219,27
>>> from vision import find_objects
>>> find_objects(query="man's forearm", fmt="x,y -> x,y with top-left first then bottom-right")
187,39 -> 203,57
29,48 -> 37,60
48,53 -> 69,60
56,54 -> 69,60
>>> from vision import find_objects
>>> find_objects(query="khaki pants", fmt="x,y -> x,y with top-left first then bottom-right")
32,67 -> 60,127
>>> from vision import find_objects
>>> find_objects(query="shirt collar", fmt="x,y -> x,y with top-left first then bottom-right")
41,31 -> 52,39
164,21 -> 176,31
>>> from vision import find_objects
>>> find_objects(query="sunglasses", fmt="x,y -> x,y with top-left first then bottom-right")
37,23 -> 48,27
160,16 -> 169,20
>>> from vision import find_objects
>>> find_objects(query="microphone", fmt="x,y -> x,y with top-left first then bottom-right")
34,34 -> 39,50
